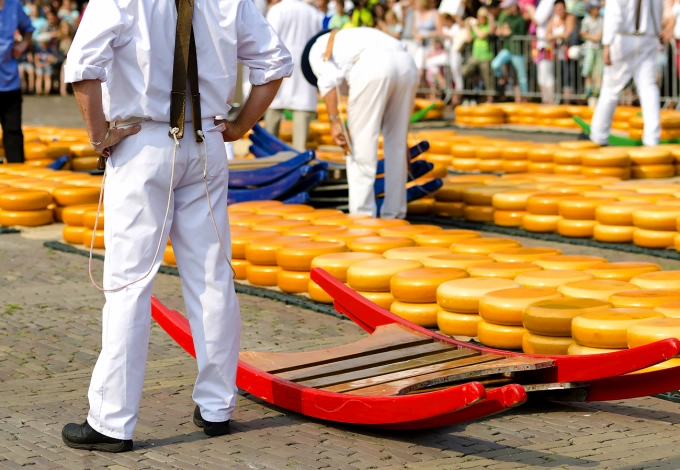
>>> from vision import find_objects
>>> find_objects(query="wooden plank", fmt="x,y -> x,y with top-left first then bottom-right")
239,323 -> 435,373
291,347 -> 478,386
405,377 -> 513,394
346,358 -> 556,397
323,354 -> 503,394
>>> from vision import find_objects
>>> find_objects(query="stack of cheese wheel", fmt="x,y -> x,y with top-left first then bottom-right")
629,147 -> 675,179
436,278 -> 520,338
500,144 -> 534,174
231,230 -> 279,280
626,316 -> 680,372
631,206 -> 680,248
523,192 -> 578,233
81,208 -> 105,249
522,298 -> 611,354
52,186 -> 101,224
406,198 -> 434,216
69,143 -> 101,171
629,113 -> 680,142
526,145 -> 557,174
244,235 -> 311,285
389,267 -> 469,327
276,241 -> 348,293
581,148 -> 631,179
462,186 -> 514,223
552,148 -> 582,175
60,203 -> 99,245
569,308 -> 664,355
347,258 -> 423,310
450,143 -> 480,172
491,189 -> 539,227
594,201 -> 651,243
432,182 -> 473,217
0,188 -> 53,226
477,287 -> 563,350
557,196 -> 615,238
308,252 -> 383,303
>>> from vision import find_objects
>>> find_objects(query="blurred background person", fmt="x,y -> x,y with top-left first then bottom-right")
34,32 -> 55,96
317,0 -> 333,28
491,0 -> 528,102
413,0 -> 443,82
384,10 -> 403,37
525,0 -> 555,102
329,0 -> 351,27
462,7 -> 495,102
57,20 -> 73,96
579,0 -> 602,101
546,0 -> 575,102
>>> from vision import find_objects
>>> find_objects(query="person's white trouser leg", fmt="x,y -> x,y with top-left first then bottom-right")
381,51 -> 419,219
292,110 -> 314,151
225,142 -> 235,161
264,108 -> 283,139
450,50 -> 463,92
634,46 -> 661,146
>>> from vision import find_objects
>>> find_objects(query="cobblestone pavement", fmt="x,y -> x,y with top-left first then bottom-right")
3,229 -> 680,470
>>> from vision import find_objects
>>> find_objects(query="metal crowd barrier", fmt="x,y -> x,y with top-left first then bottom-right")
412,33 -> 679,108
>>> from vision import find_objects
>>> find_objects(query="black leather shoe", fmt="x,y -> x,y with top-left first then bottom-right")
62,421 -> 133,452
193,405 -> 230,437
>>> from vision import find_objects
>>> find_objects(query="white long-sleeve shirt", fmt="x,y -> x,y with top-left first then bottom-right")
602,0 -> 663,45
65,0 -> 293,122
309,28 -> 406,98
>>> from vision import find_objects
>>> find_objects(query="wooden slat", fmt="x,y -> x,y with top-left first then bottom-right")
406,377 -> 513,394
323,354 -> 503,394
346,357 -> 556,397
239,323 -> 435,373
289,346 -> 477,385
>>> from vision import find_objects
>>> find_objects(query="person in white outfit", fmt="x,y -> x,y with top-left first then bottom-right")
590,0 -> 674,146
61,0 -> 292,452
265,0 -> 321,151
525,0 -> 555,103
302,27 -> 419,219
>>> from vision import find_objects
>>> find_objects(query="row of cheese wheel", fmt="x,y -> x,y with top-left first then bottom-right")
0,126 -> 99,169
59,204 -> 105,249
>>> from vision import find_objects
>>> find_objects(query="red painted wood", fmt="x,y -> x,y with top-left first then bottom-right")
310,268 -> 680,383
374,384 -> 527,430
585,365 -> 680,402
151,296 -> 196,357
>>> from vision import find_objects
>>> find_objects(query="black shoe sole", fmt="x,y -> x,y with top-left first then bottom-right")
61,434 -> 133,453
193,414 -> 204,429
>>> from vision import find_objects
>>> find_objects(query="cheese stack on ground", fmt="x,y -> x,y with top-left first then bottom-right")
347,259 -> 423,310
552,148 -> 582,176
308,252 -> 383,303
631,206 -> 680,248
243,235 -> 311,284
629,114 -> 680,143
461,186 -> 513,223
581,148 -> 631,180
477,287 -> 563,350
629,147 -> 676,179
69,143 -> 102,171
557,196 -> 616,238
276,241 -> 348,293
0,188 -> 53,227
431,182 -> 472,218
491,189 -> 539,227
523,192 -> 577,233
80,209 -> 105,249
626,317 -> 680,372
526,145 -> 557,174
231,230 -> 280,281
521,298 -> 611,354
436,278 -> 520,338
51,186 -> 101,226
594,201 -> 651,243
60,203 -> 100,246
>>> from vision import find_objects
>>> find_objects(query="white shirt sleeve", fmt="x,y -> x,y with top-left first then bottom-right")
237,0 -> 294,85
309,37 -> 344,98
602,0 -> 624,45
534,0 -> 555,26
64,0 -> 131,83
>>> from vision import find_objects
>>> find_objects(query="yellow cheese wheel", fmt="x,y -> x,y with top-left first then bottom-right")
463,186 -> 515,206
608,289 -> 680,309
583,189 -> 635,199
163,245 -> 176,265
282,209 -> 343,221
246,265 -> 281,286
413,230 -> 480,247
436,278 -> 521,313
526,146 -> 556,162
526,193 -> 579,215
256,204 -> 314,216
478,159 -> 503,172
632,164 -> 675,179
310,252 -> 383,282
230,259 -> 249,280
314,229 -> 377,243
554,164 -> 583,175
553,149 -> 582,165
502,160 -> 529,174
582,149 -> 631,167
276,241 -> 348,271
308,280 -> 334,304
437,310 -> 481,337
534,255 -> 607,271
628,357 -> 680,374
452,143 -> 480,158
231,231 -> 278,259
451,158 -> 479,171
383,246 -> 451,261
61,204 -> 99,226
421,253 -> 493,269
478,287 -> 562,326
277,270 -> 311,294
431,201 -> 466,218
630,271 -> 680,290
619,194 -> 664,204
655,198 -> 680,207
51,187 -> 100,206
527,162 -> 555,173
462,205 -> 493,222
390,268 -> 469,303
593,224 -> 635,243
523,297 -> 612,336
515,269 -> 595,289
595,202 -> 652,226
450,238 -> 521,255
80,209 -> 106,231
676,232 -> 680,251
407,199 -> 434,216
62,225 -> 87,244
633,228 -> 677,248
347,259 -> 423,292
476,147 -> 502,160
0,189 -> 52,211
348,218 -> 410,230
627,317 -> 680,348
488,247 -> 562,263
389,301 -> 440,327
522,333 -> 574,354
0,209 -> 53,227
558,197 -> 616,220
584,262 -> 661,281
378,224 -> 442,239
492,210 -> 525,227
251,219 -> 309,233
244,236 -> 311,266
580,166 -> 631,179
477,320 -> 526,350
229,214 -> 281,228
356,290 -> 395,310
572,309 -> 664,348
558,280 -> 640,301
568,343 -> 624,355
434,183 -> 478,202
632,206 -> 680,231
348,236 -> 416,254
468,262 -> 542,280
282,225 -> 344,237
492,190 -> 540,210
70,157 -> 100,171
557,219 -> 597,238
558,140 -> 599,149
628,147 -> 674,165
229,200 -> 282,212
82,228 -> 105,249
522,214 -> 562,232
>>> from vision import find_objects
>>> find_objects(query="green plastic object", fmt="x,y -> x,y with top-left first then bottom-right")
572,116 -> 642,147
411,103 -> 437,123
283,109 -> 293,120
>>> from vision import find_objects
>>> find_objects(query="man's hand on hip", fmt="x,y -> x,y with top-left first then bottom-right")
92,125 -> 141,157
330,120 -> 346,147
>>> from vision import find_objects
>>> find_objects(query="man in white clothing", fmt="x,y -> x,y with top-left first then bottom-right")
302,27 -> 418,219
265,0 -> 321,151
590,0 -> 674,146
61,0 -> 292,452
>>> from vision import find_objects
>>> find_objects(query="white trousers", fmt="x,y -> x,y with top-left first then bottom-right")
346,49 -> 419,219
591,36 -> 661,146
88,119 -> 241,440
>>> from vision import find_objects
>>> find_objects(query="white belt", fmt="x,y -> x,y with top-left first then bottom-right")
110,117 -> 152,129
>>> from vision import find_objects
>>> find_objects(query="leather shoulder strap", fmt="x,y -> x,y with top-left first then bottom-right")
634,0 -> 643,34
323,29 -> 339,62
